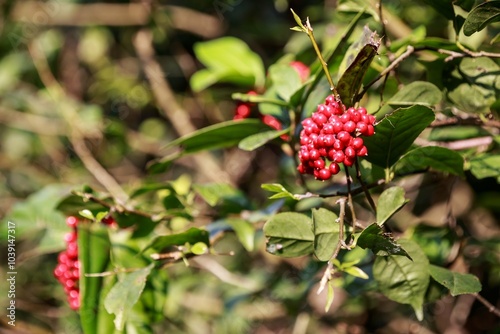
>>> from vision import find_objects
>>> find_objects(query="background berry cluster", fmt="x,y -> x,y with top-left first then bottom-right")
298,96 -> 376,180
53,216 -> 81,310
233,61 -> 310,141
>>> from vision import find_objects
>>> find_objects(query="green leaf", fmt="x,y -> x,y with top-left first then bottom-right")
387,81 -> 442,107
149,119 -> 272,173
463,1 -> 500,36
337,26 -> 380,106
343,266 -> 369,280
238,129 -> 289,151
469,154 -> 500,183
325,280 -> 335,312
376,186 -> 409,225
268,63 -> 302,102
448,57 -> 500,114
79,209 -> 95,220
357,223 -> 411,259
395,146 -> 464,176
193,183 -> 241,207
191,242 -> 208,255
263,212 -> 314,258
2,184 -> 70,254
419,0 -> 455,20
429,265 -> 482,296
363,105 -> 435,168
312,208 -> 340,262
190,37 -> 265,91
143,227 -> 210,253
429,126 -> 490,141
225,218 -> 255,252
373,239 -> 430,321
104,263 -> 155,331
261,183 -> 297,200
78,223 -> 112,334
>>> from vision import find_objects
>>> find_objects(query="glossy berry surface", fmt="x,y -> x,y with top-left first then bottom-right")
297,95 -> 376,181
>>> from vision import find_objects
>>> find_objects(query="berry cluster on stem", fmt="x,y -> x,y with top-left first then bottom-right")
297,95 -> 376,181
53,216 -> 81,310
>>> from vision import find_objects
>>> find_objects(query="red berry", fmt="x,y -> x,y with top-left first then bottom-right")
322,123 -> 334,134
290,61 -> 310,82
325,95 -> 336,105
333,139 -> 344,150
64,232 -> 77,243
337,131 -> 352,144
329,162 -> 340,175
343,121 -> 356,133
309,149 -> 320,161
317,168 -> 331,180
357,122 -> 368,134
332,150 -> 345,163
313,159 -> 325,169
352,137 -> 364,150
66,216 -> 78,228
357,145 -> 368,156
366,124 -> 375,136
357,107 -> 367,115
343,156 -> 355,167
345,146 -> 356,158
69,297 -> 80,310
312,112 -> 327,126
339,113 -> 351,123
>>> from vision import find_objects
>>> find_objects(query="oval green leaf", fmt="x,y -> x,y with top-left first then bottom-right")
463,1 -> 500,36
263,212 -> 314,258
238,129 -> 289,151
312,208 -> 340,262
395,146 -> 464,176
429,265 -> 482,296
363,105 -> 435,168
373,239 -> 430,321
388,81 -> 442,107
376,186 -> 409,225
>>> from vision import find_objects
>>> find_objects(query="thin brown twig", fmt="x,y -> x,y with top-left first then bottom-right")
431,116 -> 500,129
28,41 -> 130,205
354,159 -> 377,213
133,29 -> 232,184
474,293 -> 500,317
356,45 -> 415,100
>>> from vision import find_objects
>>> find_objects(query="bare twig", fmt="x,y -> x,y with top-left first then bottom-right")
354,159 -> 377,213
317,197 -> 348,295
414,136 -> 493,151
431,116 -> 500,129
474,293 -> 500,317
0,106 -> 67,136
28,42 -> 130,205
357,45 -> 415,100
133,29 -> 232,184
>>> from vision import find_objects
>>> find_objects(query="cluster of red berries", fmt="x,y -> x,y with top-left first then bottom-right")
233,61 -> 310,141
297,95 -> 376,181
54,216 -> 81,310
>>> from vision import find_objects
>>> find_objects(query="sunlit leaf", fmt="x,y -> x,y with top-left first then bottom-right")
238,129 -> 289,151
469,154 -> 500,183
143,228 -> 210,253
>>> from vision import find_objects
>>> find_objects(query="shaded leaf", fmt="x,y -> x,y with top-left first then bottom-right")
104,263 -> 154,331
376,186 -> 409,225
373,239 -> 430,321
357,223 -> 411,259
395,146 -> 464,176
388,81 -> 442,107
193,183 -> 241,207
363,106 -> 435,168
143,228 -> 210,253
312,208 -> 340,261
463,1 -> 500,36
263,212 -> 314,257
429,265 -> 482,296
419,0 -> 455,20
429,126 -> 490,141
337,26 -> 380,106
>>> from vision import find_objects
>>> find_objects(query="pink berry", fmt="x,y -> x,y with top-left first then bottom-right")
66,216 -> 78,228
